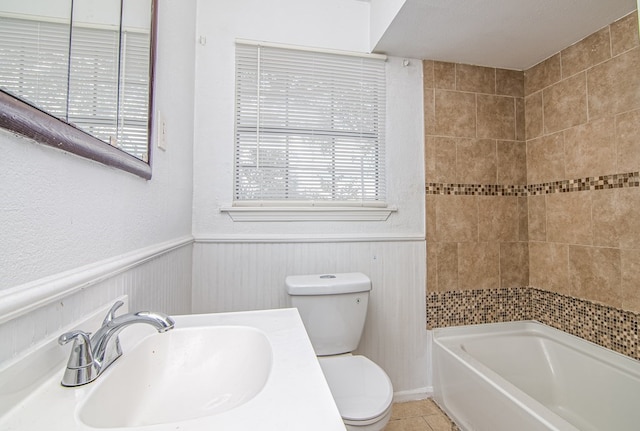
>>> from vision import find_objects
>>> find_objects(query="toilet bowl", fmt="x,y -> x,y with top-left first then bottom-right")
285,273 -> 394,431
318,355 -> 393,430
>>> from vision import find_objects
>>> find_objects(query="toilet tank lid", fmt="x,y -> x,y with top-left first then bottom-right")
285,272 -> 371,295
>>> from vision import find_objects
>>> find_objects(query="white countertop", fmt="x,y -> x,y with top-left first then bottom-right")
0,308 -> 346,431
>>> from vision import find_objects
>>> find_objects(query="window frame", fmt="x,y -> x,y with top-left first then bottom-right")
225,40 -> 394,221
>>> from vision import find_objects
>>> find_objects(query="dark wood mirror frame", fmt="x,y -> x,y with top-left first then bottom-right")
0,0 -> 157,180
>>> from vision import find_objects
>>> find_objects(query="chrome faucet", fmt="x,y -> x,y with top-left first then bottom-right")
58,301 -> 175,387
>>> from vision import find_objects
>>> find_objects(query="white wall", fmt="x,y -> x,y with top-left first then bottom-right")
191,0 -> 428,395
0,243 -> 192,366
193,239 -> 429,394
0,0 -> 195,290
0,0 -> 197,363
192,0 -> 424,239
369,0 -> 406,51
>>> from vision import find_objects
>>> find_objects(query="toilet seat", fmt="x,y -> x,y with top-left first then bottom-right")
318,355 -> 393,424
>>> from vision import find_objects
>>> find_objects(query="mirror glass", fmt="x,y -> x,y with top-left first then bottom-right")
68,0 -> 122,149
0,0 -> 154,174
0,0 -> 72,120
117,0 -> 152,160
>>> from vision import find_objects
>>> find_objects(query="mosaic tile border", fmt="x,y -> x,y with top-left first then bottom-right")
426,288 -> 530,327
528,172 -> 640,196
427,287 -> 640,361
530,288 -> 639,359
425,172 -> 640,196
425,183 -> 528,196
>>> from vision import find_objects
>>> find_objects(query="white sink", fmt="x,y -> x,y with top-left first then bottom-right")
0,308 -> 346,431
78,326 -> 272,428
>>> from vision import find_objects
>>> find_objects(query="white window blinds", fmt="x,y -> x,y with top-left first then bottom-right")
68,25 -> 120,145
0,16 -> 70,119
234,42 -> 386,205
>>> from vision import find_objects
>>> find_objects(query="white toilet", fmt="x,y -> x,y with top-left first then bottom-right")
286,273 -> 394,431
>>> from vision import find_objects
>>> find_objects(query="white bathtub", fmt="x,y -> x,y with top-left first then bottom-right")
433,321 -> 640,431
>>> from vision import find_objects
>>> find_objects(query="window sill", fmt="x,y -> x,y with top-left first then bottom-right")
219,206 -> 397,222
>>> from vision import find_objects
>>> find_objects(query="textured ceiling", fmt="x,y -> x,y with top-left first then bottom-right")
373,0 -> 638,70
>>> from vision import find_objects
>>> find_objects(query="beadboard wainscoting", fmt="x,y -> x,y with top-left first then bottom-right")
192,237 -> 430,396
0,238 -> 193,367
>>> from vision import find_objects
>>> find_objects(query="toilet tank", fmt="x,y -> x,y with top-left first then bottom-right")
285,273 -> 371,356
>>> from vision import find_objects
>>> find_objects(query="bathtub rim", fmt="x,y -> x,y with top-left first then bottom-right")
432,320 -> 640,431
434,320 -> 640,375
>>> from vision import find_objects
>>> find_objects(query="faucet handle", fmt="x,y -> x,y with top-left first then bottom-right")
58,330 -> 98,387
58,330 -> 94,368
102,300 -> 124,326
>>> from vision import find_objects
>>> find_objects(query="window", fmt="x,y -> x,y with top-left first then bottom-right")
233,41 -> 387,209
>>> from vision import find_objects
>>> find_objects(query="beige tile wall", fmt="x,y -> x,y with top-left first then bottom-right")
424,59 -> 528,293
426,11 -> 640,316
525,11 -> 640,312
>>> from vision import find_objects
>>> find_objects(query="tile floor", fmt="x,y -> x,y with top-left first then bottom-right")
383,399 -> 458,431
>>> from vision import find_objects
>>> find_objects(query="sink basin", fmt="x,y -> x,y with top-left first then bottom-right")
0,308 -> 345,431
78,326 -> 272,428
